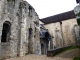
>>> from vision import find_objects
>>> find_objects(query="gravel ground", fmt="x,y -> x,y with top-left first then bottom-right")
6,48 -> 80,60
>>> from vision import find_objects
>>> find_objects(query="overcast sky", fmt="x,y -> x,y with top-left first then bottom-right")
26,0 -> 78,19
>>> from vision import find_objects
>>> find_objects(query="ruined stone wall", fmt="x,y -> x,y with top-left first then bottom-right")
0,0 -> 41,58
0,0 -> 21,58
44,18 -> 77,48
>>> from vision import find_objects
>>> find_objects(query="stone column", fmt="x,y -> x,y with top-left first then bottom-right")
34,27 -> 41,55
48,41 -> 50,50
50,39 -> 53,50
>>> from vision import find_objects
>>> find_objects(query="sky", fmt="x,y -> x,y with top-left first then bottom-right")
26,0 -> 78,19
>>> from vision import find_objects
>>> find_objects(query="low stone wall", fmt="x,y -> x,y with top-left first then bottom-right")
47,46 -> 72,57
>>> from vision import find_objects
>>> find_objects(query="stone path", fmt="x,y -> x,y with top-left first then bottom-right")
6,48 -> 80,60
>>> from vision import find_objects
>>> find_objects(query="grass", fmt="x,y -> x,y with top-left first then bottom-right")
73,47 -> 80,60
64,46 -> 79,51
73,57 -> 80,60
54,46 -> 79,56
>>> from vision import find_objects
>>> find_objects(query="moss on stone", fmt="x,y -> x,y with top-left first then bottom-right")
73,57 -> 80,60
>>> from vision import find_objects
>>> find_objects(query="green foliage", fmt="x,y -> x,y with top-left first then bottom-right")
73,57 -> 80,60
73,46 -> 80,60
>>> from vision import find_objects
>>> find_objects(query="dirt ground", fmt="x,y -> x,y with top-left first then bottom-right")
6,48 -> 80,60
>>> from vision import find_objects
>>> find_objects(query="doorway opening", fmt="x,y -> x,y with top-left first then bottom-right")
1,21 -> 11,42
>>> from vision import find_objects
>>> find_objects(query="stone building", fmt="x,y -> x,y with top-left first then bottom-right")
0,0 -> 80,59
40,10 -> 79,48
0,0 -> 41,58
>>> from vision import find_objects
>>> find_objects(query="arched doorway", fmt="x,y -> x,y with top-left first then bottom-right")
1,21 -> 11,42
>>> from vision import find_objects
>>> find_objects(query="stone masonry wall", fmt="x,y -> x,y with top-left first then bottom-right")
44,18 -> 77,48
0,0 -> 41,58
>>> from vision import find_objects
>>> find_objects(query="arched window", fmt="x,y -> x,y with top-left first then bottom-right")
1,21 -> 11,42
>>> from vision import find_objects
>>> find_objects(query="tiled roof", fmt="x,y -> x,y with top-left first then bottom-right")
40,10 -> 76,24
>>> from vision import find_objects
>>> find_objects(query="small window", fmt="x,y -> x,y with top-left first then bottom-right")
29,28 -> 33,35
28,6 -> 32,17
